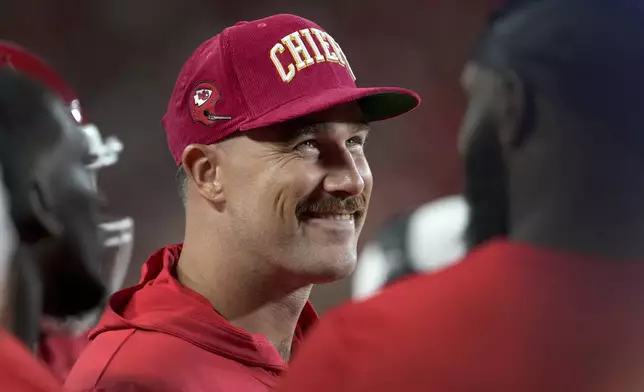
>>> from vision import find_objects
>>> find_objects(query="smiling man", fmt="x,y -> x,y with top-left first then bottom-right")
278,1 -> 644,391
66,13 -> 419,392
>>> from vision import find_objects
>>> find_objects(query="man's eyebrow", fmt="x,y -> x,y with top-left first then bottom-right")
354,122 -> 370,134
294,124 -> 319,137
284,121 -> 370,141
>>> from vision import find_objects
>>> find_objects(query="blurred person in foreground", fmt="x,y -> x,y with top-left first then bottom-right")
0,42 -> 134,383
352,195 -> 468,301
0,66 -> 114,390
66,13 -> 419,392
278,1 -> 644,391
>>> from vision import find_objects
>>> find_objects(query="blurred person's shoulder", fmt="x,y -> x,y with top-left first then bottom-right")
331,238 -> 511,325
0,328 -> 63,392
281,239 -> 519,391
283,239 -> 644,392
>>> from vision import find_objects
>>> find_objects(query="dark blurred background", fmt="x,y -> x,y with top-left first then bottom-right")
1,0 -> 498,313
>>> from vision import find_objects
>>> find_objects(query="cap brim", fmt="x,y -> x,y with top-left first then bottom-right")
239,86 -> 420,131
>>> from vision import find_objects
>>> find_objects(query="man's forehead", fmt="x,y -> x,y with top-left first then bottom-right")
261,119 -> 368,145
241,102 -> 369,144
242,119 -> 369,147
294,121 -> 370,135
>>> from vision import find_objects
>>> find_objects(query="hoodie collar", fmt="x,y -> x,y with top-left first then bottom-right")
91,244 -> 318,371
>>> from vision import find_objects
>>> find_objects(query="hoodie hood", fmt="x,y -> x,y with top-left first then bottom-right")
89,244 -> 318,371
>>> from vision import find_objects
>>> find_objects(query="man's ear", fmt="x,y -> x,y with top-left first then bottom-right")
181,144 -> 225,204
495,70 -> 528,150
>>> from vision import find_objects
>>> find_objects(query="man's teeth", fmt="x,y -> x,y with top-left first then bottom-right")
313,214 -> 353,220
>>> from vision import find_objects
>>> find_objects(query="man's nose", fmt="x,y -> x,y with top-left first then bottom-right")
323,150 -> 365,198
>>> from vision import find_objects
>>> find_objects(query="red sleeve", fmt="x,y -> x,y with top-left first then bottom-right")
279,308 -> 357,392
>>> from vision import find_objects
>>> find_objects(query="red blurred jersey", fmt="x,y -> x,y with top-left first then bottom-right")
280,240 -> 644,392
0,328 -> 63,391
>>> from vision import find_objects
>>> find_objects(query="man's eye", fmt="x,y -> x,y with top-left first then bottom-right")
295,140 -> 319,151
346,136 -> 365,148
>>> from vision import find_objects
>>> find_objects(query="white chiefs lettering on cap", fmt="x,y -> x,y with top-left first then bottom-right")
270,28 -> 356,83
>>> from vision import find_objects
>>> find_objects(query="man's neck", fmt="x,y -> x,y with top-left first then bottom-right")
228,286 -> 311,362
176,241 -> 312,362
510,176 -> 644,261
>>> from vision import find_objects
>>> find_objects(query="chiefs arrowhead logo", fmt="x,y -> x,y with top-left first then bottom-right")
193,89 -> 212,107
189,82 -> 231,126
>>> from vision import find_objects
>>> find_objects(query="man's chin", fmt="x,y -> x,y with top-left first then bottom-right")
305,253 -> 358,284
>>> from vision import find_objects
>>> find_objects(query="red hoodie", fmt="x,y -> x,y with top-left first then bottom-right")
65,244 -> 318,392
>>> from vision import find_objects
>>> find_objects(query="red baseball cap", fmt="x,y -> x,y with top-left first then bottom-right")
162,14 -> 421,165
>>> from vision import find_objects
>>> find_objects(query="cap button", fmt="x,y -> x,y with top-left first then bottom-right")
234,21 -> 249,26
